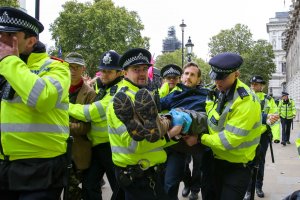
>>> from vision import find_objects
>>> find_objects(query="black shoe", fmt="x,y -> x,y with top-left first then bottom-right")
113,91 -> 147,141
243,192 -> 251,200
281,141 -> 286,146
189,192 -> 199,200
256,188 -> 265,198
182,186 -> 190,197
287,141 -> 291,144
135,88 -> 161,142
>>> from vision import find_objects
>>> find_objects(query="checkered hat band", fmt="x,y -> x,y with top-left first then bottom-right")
163,67 -> 181,77
211,65 -> 236,73
122,53 -> 150,68
0,15 -> 38,35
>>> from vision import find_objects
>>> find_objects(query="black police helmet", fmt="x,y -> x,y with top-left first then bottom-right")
99,50 -> 122,70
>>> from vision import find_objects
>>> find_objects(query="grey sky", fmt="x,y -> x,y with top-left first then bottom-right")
26,0 -> 290,60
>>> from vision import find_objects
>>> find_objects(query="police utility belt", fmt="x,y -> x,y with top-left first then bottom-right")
116,159 -> 164,186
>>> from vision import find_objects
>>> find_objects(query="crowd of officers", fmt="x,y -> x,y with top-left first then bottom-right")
0,6 -> 299,200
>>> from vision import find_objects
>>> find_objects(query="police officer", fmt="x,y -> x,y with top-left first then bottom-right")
244,75 -> 280,199
159,64 -> 182,98
0,7 -> 70,199
68,50 -> 124,200
200,52 -> 264,199
106,48 -> 191,200
278,91 -> 296,146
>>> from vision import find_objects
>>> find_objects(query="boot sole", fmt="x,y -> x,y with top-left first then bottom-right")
135,88 -> 160,142
113,91 -> 147,141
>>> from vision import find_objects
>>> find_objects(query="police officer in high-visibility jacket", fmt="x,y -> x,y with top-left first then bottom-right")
244,75 -> 280,199
107,48 -> 191,200
200,52 -> 264,199
278,91 -> 297,146
0,7 -> 70,199
159,64 -> 182,98
68,50 -> 124,200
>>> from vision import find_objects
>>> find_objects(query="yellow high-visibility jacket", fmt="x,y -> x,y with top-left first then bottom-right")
107,79 -> 167,168
0,53 -> 70,161
202,79 -> 264,163
69,79 -> 123,146
278,99 -> 296,119
255,92 -> 280,141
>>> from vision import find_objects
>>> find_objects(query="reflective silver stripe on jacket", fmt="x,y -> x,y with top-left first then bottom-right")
27,78 -> 46,107
94,101 -> 106,120
218,121 -> 261,150
84,105 -> 92,122
111,139 -> 163,154
108,125 -> 127,135
1,123 -> 69,134
91,125 -> 107,132
208,91 -> 239,132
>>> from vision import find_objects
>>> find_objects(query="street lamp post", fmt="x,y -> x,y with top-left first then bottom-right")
179,20 -> 186,68
185,36 -> 194,62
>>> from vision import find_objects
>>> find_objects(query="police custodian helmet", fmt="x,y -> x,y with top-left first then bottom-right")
99,50 -> 122,70
209,52 -> 243,80
0,7 -> 44,35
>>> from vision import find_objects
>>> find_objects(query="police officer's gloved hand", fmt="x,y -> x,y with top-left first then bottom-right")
168,109 -> 192,139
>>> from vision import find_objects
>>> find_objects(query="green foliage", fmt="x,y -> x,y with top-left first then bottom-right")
240,39 -> 276,84
208,24 -> 253,56
208,24 -> 275,85
50,0 -> 149,76
0,0 -> 19,7
154,48 -> 211,84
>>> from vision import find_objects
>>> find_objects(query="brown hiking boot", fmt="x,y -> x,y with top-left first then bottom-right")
135,88 -> 168,142
113,91 -> 147,141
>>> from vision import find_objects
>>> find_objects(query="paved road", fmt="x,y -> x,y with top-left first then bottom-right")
101,122 -> 300,200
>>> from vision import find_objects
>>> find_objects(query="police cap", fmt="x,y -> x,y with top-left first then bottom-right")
282,91 -> 289,97
250,75 -> 266,84
65,52 -> 85,66
0,7 -> 44,36
160,64 -> 182,78
119,48 -> 152,70
99,50 -> 122,70
208,52 -> 243,80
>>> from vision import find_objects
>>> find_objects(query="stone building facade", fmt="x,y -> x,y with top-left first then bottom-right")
283,0 -> 300,120
266,12 -> 289,99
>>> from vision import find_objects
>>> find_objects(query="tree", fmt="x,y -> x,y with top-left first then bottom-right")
208,24 -> 253,56
0,0 -> 19,7
240,39 -> 276,85
50,0 -> 150,76
154,49 -> 211,85
208,24 -> 275,84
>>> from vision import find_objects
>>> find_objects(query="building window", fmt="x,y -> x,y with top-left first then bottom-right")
282,62 -> 286,74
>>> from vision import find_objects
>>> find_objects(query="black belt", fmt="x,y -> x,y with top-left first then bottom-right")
116,163 -> 165,179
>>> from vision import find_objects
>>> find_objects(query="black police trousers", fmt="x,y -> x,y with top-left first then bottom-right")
0,154 -> 66,200
213,158 -> 251,200
115,164 -> 169,200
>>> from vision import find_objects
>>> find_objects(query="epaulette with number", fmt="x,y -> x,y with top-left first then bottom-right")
110,85 -> 118,96
237,87 -> 249,99
50,56 -> 64,63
